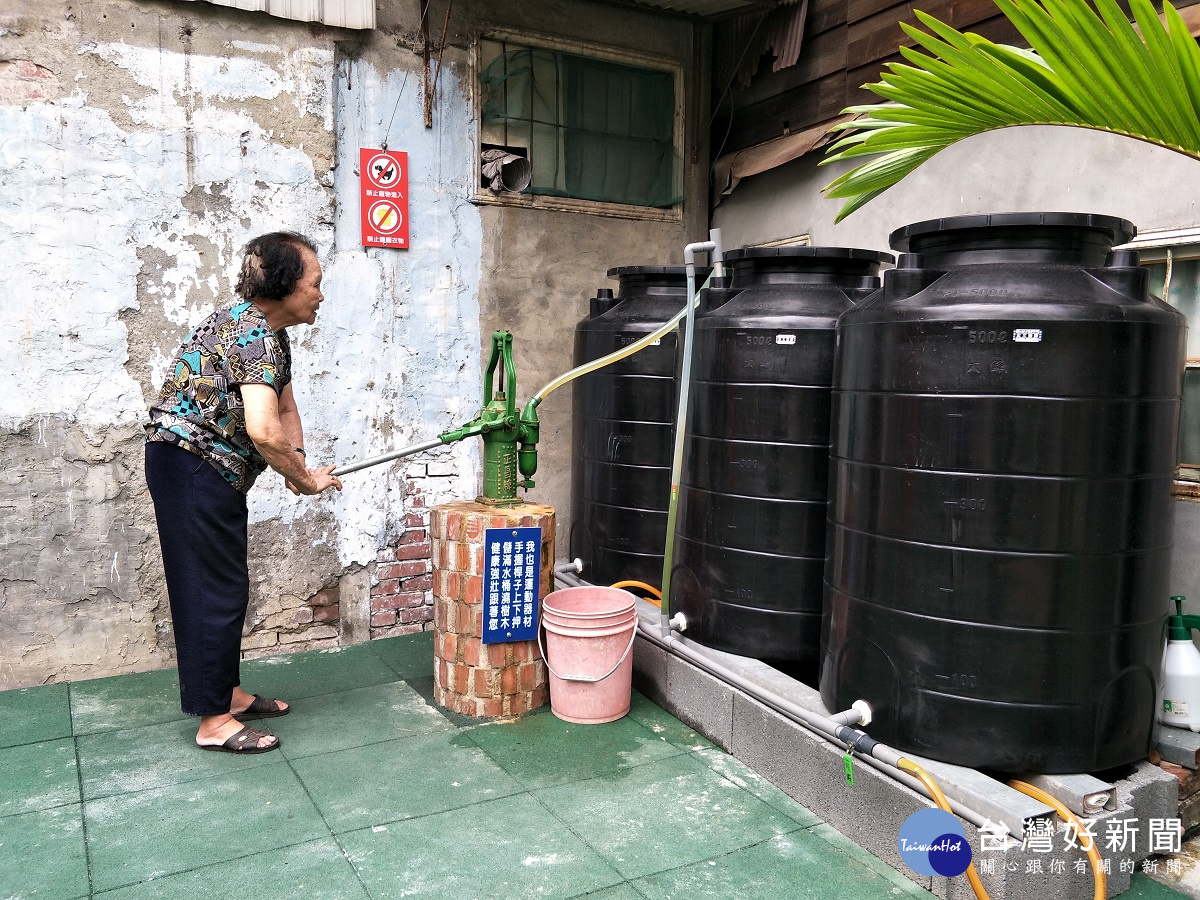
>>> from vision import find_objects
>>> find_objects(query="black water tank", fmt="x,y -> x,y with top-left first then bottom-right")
821,212 -> 1186,773
570,266 -> 695,588
670,247 -> 890,680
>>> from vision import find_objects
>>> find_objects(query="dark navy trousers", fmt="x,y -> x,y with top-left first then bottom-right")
145,440 -> 248,716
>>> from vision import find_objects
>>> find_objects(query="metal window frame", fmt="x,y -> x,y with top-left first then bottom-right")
1123,227 -> 1200,484
474,28 -> 685,222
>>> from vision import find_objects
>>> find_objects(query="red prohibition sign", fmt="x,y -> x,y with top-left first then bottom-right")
369,200 -> 403,234
366,153 -> 402,189
360,147 -> 409,249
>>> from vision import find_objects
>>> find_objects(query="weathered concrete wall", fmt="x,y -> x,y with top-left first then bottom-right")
711,125 -> 1200,251
0,0 -> 480,687
0,0 -> 703,688
465,1 -> 710,551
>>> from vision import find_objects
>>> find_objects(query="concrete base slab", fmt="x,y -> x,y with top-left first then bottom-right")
627,595 -> 1180,900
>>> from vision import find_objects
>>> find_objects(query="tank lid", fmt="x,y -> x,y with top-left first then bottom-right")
724,246 -> 893,264
890,212 -> 1136,252
606,265 -> 692,277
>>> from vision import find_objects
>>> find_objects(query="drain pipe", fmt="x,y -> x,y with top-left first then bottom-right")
631,616 -> 989,829
659,229 -> 724,638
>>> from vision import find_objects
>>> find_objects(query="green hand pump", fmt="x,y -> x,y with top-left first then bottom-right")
437,330 -> 541,505
331,330 -> 540,506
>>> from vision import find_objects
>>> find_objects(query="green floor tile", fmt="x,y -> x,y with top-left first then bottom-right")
0,736 -> 79,816
70,668 -> 184,735
365,631 -> 435,680
0,681 -> 72,748
84,760 -> 327,892
0,803 -> 89,899
806,822 -> 926,890
625,691 -> 714,752
567,884 -> 646,900
275,680 -> 452,760
534,753 -> 800,880
292,729 -> 524,833
691,747 -> 822,828
464,706 -> 684,790
76,718 -> 279,800
238,644 -> 400,701
339,793 -> 623,900
92,837 -> 370,899
1126,872 -> 1193,898
632,831 -> 934,899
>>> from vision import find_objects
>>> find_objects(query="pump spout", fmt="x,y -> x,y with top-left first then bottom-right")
517,396 -> 541,489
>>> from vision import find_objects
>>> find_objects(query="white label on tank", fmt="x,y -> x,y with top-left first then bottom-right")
1013,329 -> 1043,343
1165,699 -> 1189,716
776,334 -> 796,345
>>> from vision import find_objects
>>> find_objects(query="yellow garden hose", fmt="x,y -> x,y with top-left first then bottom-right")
1008,780 -> 1106,900
897,758 -> 990,900
609,580 -> 662,607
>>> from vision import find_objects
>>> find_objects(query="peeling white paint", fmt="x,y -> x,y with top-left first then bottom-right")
87,39 -> 334,130
247,59 -> 483,566
2,13 -> 490,687
0,37 -> 333,429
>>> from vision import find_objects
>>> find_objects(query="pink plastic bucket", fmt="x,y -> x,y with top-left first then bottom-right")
540,587 -> 638,724
544,586 -> 635,630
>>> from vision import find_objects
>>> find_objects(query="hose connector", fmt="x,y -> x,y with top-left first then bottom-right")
833,725 -> 879,756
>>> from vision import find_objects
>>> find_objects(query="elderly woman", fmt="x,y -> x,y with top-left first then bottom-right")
144,231 -> 342,754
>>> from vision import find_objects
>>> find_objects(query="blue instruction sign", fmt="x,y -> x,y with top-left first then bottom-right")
482,527 -> 541,644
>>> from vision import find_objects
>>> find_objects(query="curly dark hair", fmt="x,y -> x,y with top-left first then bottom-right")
235,232 -> 317,301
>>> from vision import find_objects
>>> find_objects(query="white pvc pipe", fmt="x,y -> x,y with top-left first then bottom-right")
635,618 -> 990,828
660,229 -> 724,635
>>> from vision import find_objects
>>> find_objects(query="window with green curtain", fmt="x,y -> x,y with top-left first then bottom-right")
479,43 -> 682,209
1144,252 -> 1200,477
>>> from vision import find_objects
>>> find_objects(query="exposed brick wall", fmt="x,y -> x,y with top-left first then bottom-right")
431,500 -> 554,718
370,476 -> 435,638
241,583 -> 345,660
241,470 -> 442,659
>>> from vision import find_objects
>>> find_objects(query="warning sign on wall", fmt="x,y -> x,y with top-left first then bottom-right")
360,149 -> 409,249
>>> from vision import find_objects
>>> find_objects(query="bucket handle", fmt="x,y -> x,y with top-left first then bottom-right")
537,621 -> 638,683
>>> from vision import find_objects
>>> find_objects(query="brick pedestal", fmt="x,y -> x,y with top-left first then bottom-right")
430,500 -> 554,717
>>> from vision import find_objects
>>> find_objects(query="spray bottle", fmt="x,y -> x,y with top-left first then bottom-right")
1161,595 -> 1200,732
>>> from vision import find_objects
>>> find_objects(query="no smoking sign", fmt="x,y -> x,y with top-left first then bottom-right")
360,148 -> 409,249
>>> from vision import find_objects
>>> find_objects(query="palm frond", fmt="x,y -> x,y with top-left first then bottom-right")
823,0 -> 1200,222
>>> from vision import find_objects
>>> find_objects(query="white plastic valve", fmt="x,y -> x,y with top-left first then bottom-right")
669,612 -> 688,632
852,699 -> 873,727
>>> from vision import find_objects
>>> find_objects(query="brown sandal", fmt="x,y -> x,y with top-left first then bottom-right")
233,694 -> 290,720
199,724 -> 280,754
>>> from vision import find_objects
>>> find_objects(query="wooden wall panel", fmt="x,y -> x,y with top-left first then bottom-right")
808,0 -> 849,35
732,25 -> 848,108
714,0 -> 1028,155
847,13 -> 1023,92
714,0 -> 1200,155
847,0 -> 1020,68
717,71 -> 849,152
